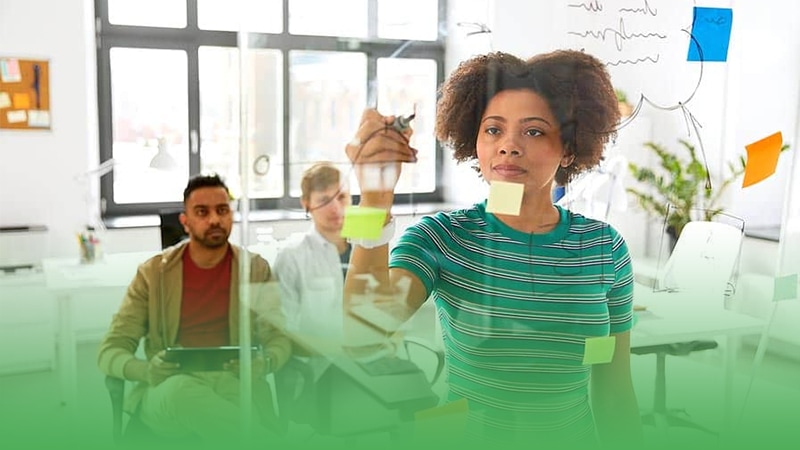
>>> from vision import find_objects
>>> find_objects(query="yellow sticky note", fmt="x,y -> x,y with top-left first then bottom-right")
743,132 -> 783,188
486,181 -> 524,216
773,274 -> 798,302
414,398 -> 469,440
340,206 -> 387,239
12,92 -> 30,109
583,336 -> 616,365
0,92 -> 11,109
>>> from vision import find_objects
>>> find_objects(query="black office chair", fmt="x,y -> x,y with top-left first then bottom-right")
632,218 -> 744,435
159,210 -> 187,249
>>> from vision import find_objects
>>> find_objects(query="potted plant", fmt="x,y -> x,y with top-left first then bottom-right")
626,139 -> 789,243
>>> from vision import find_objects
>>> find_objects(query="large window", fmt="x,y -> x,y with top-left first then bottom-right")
96,0 -> 445,217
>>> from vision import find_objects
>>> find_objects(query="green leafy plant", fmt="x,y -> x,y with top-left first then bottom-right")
626,139 -> 789,238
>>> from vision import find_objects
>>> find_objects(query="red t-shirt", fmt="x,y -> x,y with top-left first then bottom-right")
177,246 -> 232,347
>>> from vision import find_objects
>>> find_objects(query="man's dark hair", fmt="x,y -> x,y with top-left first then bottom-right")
183,174 -> 231,204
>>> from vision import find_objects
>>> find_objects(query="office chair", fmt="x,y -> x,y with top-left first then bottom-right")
159,210 -> 187,249
632,219 -> 745,435
104,375 -> 180,445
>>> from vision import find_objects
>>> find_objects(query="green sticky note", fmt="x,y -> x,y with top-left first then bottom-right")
773,274 -> 798,302
340,206 -> 387,239
486,181 -> 524,216
583,336 -> 616,365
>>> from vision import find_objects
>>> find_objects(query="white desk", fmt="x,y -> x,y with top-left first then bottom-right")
630,283 -> 767,436
42,251 -> 155,407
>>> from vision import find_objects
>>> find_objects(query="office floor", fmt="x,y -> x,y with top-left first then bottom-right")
1,340 -> 799,449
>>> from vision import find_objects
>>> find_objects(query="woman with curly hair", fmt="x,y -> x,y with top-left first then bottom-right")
343,50 -> 642,447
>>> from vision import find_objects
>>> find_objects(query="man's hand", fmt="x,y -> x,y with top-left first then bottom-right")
346,109 -> 418,196
224,353 -> 271,379
147,350 -> 181,387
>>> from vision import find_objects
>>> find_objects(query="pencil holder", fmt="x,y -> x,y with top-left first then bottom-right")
77,228 -> 100,264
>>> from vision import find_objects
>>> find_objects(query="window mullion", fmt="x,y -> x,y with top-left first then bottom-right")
188,43 -> 202,176
281,48 -> 291,203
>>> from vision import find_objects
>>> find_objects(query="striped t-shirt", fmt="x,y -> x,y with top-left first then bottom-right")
390,202 -> 634,444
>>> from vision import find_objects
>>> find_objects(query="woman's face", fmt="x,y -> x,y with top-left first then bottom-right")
476,89 -> 571,194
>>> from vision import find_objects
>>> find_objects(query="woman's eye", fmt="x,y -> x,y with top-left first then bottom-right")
525,129 -> 543,137
485,126 -> 500,135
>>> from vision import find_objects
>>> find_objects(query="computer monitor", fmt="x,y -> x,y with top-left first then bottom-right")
159,210 -> 187,249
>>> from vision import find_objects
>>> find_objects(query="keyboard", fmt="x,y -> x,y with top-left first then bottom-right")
357,357 -> 420,376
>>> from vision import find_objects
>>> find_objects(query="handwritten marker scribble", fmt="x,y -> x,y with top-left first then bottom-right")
606,54 -> 660,66
568,0 -> 603,13
619,0 -> 658,16
569,18 -> 667,52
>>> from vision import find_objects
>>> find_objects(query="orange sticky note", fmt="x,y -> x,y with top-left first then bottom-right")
486,181 -> 524,216
12,93 -> 30,109
340,206 -> 387,239
742,132 -> 783,188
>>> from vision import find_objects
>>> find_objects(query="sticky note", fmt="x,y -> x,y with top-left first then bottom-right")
0,92 -> 11,109
0,58 -> 22,83
12,93 -> 30,109
743,132 -> 783,188
27,110 -> 50,128
687,7 -> 733,62
582,336 -> 616,365
486,181 -> 524,216
340,206 -> 387,239
6,110 -> 26,124
773,274 -> 798,302
414,398 -> 469,440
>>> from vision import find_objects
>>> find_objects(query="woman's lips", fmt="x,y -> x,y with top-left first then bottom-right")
493,164 -> 526,177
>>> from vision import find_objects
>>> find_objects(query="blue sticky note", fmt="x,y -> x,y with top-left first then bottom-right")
687,7 -> 733,62
773,274 -> 798,302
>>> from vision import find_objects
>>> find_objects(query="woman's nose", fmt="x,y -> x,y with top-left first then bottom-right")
498,134 -> 523,156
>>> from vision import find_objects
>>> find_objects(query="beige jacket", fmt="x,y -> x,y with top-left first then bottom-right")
97,241 -> 291,412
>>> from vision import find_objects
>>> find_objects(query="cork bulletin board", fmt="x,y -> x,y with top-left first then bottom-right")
0,58 -> 51,130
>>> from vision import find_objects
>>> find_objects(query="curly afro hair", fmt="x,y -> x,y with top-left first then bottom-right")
435,50 -> 620,185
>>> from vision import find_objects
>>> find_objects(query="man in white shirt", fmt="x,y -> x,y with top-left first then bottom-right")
272,162 -> 353,427
273,162 -> 352,339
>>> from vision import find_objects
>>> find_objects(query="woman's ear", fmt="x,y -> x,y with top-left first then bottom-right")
560,154 -> 575,168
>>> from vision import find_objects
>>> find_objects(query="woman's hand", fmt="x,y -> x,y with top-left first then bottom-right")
346,109 -> 418,198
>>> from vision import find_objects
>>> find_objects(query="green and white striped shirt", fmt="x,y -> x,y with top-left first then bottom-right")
390,202 -> 634,444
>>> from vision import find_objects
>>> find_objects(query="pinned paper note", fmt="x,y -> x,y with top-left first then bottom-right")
486,181 -> 524,216
27,110 -> 50,128
6,110 -> 26,124
582,336 -> 616,365
743,132 -> 783,188
12,93 -> 30,109
773,274 -> 798,302
340,206 -> 387,239
687,7 -> 733,62
0,92 -> 10,109
0,58 -> 22,83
